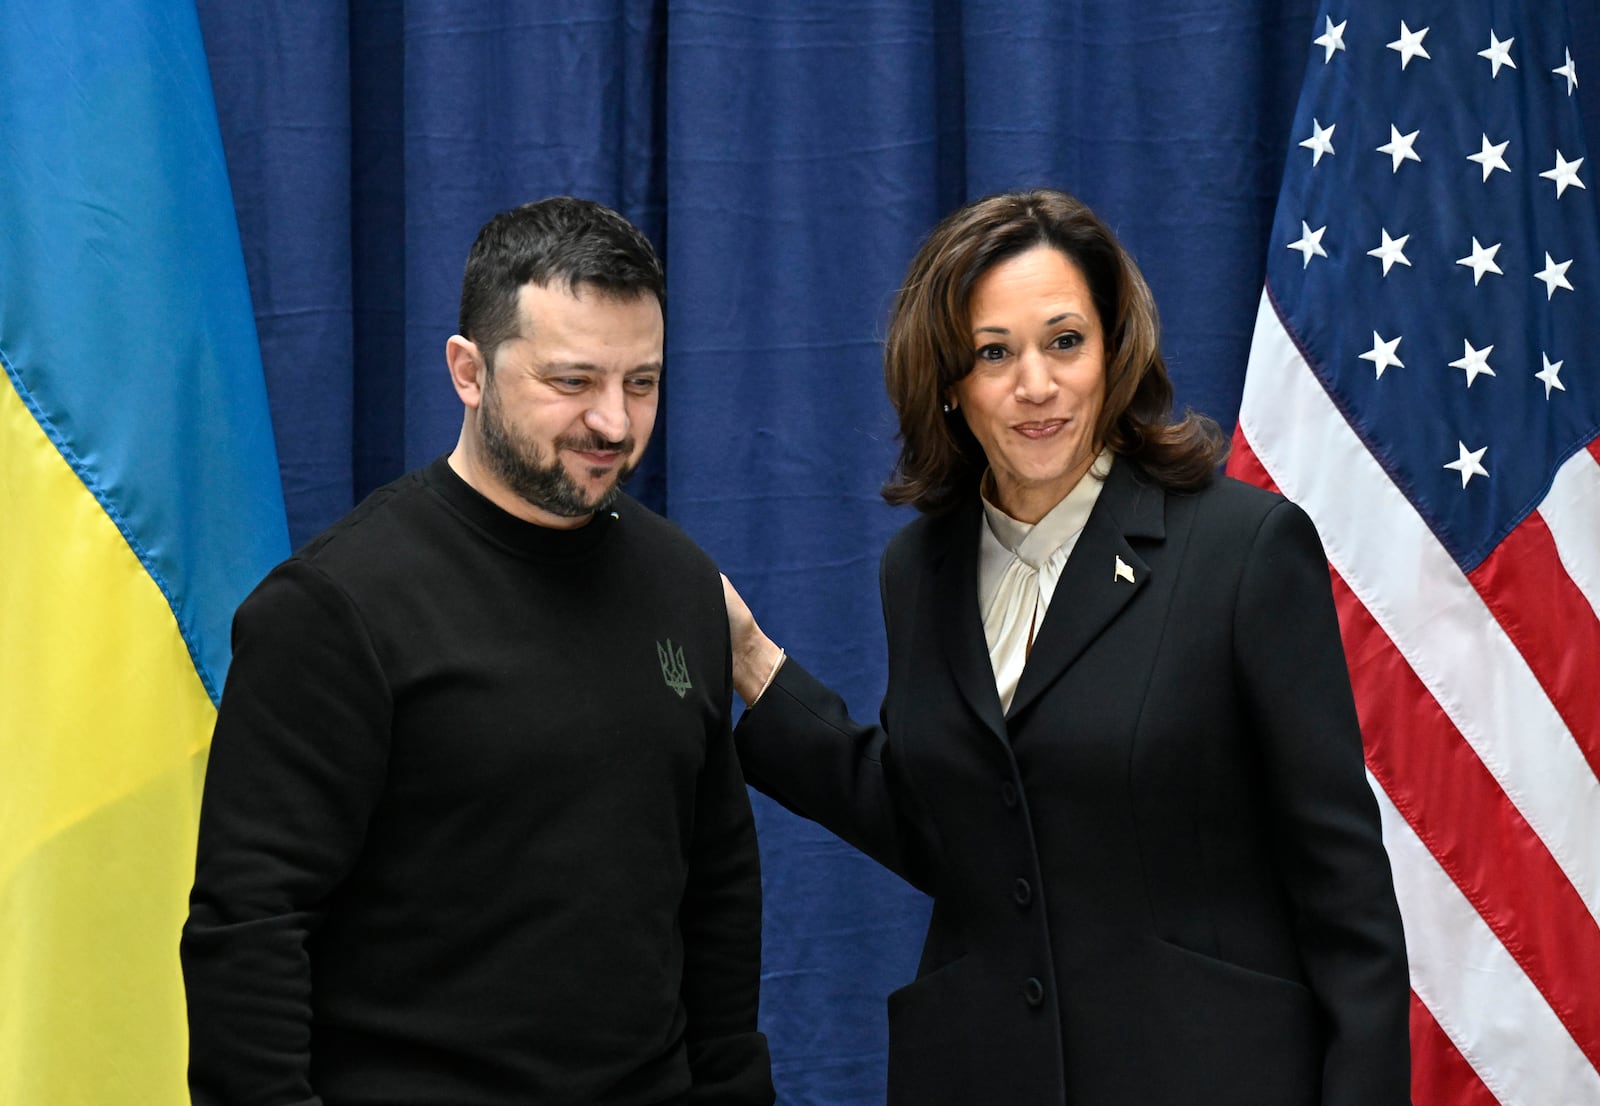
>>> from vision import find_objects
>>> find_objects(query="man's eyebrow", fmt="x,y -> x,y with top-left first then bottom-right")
537,360 -> 664,374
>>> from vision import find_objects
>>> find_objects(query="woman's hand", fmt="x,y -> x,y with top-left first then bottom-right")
721,573 -> 785,705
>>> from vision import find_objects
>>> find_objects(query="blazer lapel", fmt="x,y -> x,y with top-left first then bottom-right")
930,501 -> 1010,744
1006,459 -> 1166,722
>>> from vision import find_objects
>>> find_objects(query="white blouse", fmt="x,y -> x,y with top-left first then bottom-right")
976,451 -> 1113,712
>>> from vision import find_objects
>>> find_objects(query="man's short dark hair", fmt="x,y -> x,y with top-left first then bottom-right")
458,196 -> 665,361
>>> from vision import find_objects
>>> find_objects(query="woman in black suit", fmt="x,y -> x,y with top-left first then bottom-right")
724,189 -> 1410,1105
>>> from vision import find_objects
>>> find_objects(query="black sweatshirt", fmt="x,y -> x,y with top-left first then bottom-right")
182,457 -> 772,1106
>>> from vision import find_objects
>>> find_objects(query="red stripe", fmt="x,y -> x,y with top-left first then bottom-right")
1590,438 -> 1600,465
1225,426 -> 1276,492
1410,992 -> 1501,1106
1232,426 -> 1600,1073
1468,511 -> 1600,781
1331,539 -> 1600,1073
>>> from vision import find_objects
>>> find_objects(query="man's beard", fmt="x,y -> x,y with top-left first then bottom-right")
479,378 -> 637,519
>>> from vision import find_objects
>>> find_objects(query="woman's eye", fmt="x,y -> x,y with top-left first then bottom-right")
1051,332 -> 1082,350
975,344 -> 1008,362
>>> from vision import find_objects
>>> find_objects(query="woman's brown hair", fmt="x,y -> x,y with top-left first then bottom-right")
881,189 -> 1224,513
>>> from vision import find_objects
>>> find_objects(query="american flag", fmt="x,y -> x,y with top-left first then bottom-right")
1227,3 -> 1600,1103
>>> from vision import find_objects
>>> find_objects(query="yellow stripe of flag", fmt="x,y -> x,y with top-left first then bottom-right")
0,374 -> 217,1103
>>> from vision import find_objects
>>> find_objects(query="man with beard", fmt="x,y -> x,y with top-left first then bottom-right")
181,197 -> 774,1106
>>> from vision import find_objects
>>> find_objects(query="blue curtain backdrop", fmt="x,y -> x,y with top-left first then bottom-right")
195,3 -> 1600,1103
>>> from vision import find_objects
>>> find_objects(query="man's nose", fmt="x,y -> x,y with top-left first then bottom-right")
584,382 -> 628,442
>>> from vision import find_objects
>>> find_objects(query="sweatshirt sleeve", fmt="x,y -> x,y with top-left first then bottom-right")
1233,499 -> 1411,1106
181,559 -> 393,1106
677,639 -> 774,1105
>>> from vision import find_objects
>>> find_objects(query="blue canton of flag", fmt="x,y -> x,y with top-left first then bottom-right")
1231,3 -> 1600,1104
1268,4 -> 1599,570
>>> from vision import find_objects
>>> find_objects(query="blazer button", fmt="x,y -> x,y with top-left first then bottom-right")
1022,977 -> 1045,1007
1012,878 -> 1033,907
1000,781 -> 1019,808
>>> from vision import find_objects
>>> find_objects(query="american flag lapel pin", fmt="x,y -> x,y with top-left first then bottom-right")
1113,555 -> 1135,584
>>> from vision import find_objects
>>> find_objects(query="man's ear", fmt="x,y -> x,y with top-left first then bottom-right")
446,335 -> 487,409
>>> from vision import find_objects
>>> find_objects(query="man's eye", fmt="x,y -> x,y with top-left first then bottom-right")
626,377 -> 660,393
553,378 -> 587,390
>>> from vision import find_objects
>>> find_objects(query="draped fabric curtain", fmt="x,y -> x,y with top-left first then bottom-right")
194,3 -> 1600,1103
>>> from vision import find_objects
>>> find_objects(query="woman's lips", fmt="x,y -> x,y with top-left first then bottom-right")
1013,419 -> 1068,440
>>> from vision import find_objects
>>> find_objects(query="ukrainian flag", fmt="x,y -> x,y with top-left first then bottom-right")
0,2 -> 288,1102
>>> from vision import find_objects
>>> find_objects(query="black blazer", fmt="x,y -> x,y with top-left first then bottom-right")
736,458 -> 1410,1106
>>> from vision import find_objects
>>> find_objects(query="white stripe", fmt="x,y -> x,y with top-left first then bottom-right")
1540,447 -> 1600,625
1239,289 -> 1600,921
1372,777 -> 1600,1106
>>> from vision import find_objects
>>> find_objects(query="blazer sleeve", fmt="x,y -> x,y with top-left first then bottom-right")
733,546 -> 940,896
1233,499 -> 1412,1106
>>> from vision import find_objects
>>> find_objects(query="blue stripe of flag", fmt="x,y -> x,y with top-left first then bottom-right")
0,0 -> 288,699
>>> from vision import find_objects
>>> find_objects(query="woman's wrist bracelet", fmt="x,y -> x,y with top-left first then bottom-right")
750,646 -> 787,705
